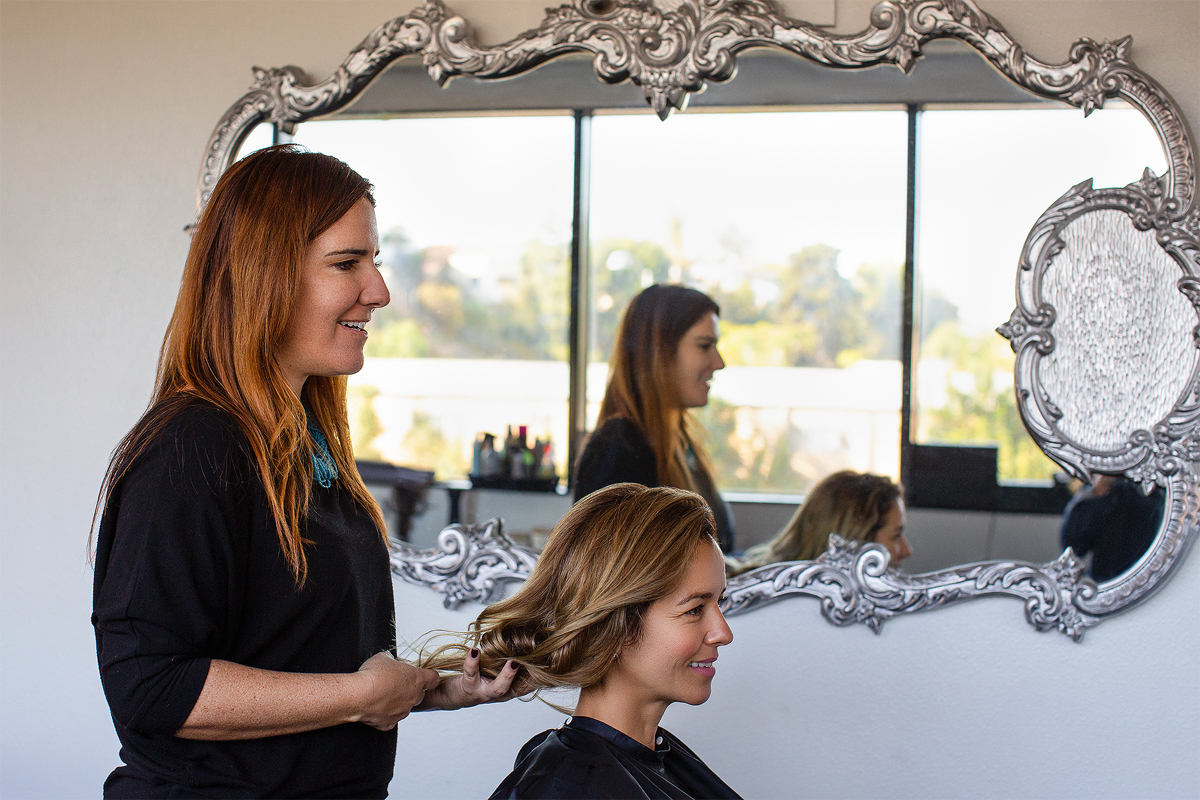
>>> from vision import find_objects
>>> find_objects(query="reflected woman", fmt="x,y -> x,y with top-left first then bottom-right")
423,483 -> 741,799
574,284 -> 735,551
731,470 -> 911,574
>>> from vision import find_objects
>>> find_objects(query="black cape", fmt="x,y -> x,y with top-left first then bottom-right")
489,716 -> 742,799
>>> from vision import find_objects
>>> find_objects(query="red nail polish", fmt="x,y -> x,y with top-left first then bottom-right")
470,648 -> 480,658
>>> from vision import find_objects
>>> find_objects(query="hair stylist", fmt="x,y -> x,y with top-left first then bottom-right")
91,146 -> 517,798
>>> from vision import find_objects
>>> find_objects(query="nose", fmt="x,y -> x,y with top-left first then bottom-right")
713,346 -> 726,372
706,607 -> 734,647
362,262 -> 390,309
897,535 -> 913,563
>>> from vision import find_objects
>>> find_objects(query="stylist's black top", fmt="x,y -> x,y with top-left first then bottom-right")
1060,479 -> 1165,582
489,716 -> 741,799
92,402 -> 396,798
574,417 -> 736,552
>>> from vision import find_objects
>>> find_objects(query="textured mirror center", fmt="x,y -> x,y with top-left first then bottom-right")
1039,209 -> 1196,451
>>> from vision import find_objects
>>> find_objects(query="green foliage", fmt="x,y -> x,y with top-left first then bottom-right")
920,321 -> 1058,481
364,318 -> 429,358
347,384 -> 384,461
401,411 -> 470,478
590,238 -> 677,361
694,398 -> 798,492
367,228 -> 569,361
719,320 -> 820,367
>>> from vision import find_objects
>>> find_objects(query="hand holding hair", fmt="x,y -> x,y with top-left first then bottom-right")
416,648 -> 521,712
354,652 -> 442,730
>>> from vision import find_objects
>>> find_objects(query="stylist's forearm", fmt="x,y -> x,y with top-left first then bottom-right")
177,654 -> 437,740
176,660 -> 368,740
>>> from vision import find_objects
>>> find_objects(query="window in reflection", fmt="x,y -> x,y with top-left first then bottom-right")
589,109 -> 909,494
292,115 -> 576,478
279,102 -> 1168,502
914,105 -> 1168,482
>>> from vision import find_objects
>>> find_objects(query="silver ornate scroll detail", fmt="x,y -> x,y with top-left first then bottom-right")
723,535 -> 1097,640
197,0 -> 1193,212
997,172 -> 1200,491
995,171 -> 1200,624
389,518 -> 537,608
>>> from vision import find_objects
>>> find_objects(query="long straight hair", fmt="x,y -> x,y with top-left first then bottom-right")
595,284 -> 720,492
94,145 -> 387,585
421,483 -> 718,694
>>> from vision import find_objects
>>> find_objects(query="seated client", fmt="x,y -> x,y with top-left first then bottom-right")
423,482 -> 741,800
731,469 -> 911,574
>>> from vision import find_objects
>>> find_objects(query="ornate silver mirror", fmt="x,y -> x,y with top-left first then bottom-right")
200,0 -> 1199,639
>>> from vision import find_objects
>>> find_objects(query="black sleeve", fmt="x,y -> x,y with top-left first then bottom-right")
1059,491 -> 1100,556
573,418 -> 658,502
92,408 -> 252,736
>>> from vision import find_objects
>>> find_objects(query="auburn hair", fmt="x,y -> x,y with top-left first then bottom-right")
421,483 -> 718,695
594,284 -> 720,492
93,144 -> 387,584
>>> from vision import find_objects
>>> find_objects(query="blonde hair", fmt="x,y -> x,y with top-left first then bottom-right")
93,145 -> 386,585
421,483 -> 717,694
592,284 -> 720,492
735,470 -> 903,572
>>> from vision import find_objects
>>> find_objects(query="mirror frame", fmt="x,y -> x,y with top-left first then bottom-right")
199,0 -> 1199,639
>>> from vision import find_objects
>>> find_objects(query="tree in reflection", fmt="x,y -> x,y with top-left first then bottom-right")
355,229 -> 1053,485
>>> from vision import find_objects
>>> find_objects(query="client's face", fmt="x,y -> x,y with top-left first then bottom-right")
872,498 -> 912,565
606,542 -> 733,710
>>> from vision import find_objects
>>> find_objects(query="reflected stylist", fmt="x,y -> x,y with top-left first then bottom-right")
575,284 -> 736,551
90,146 -> 516,798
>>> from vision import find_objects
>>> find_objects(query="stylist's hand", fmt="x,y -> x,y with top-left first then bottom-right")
417,648 -> 521,712
354,652 -> 441,730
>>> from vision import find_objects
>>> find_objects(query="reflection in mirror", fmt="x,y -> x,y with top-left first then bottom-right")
1060,475 -> 1166,582
307,101 -> 1166,575
915,105 -> 1168,486
232,122 -> 274,163
199,0 -> 1200,637
291,116 -> 576,482
587,110 -> 908,492
728,470 -> 907,574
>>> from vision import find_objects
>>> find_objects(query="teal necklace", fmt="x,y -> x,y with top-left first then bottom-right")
307,420 -> 338,488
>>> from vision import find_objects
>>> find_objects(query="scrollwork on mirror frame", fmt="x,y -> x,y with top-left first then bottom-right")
723,535 -> 1096,639
389,518 -> 537,608
200,0 -> 1200,637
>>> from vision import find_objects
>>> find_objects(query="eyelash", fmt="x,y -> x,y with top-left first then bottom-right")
684,604 -> 704,617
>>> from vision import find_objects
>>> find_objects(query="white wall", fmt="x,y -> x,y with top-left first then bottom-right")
1,1 -> 1197,797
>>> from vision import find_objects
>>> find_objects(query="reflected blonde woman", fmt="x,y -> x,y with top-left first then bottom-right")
423,482 -> 741,799
732,470 -> 911,574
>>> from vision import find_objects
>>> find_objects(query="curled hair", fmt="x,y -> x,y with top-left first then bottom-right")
734,470 -> 904,572
593,284 -> 720,492
93,145 -> 387,584
421,483 -> 718,695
